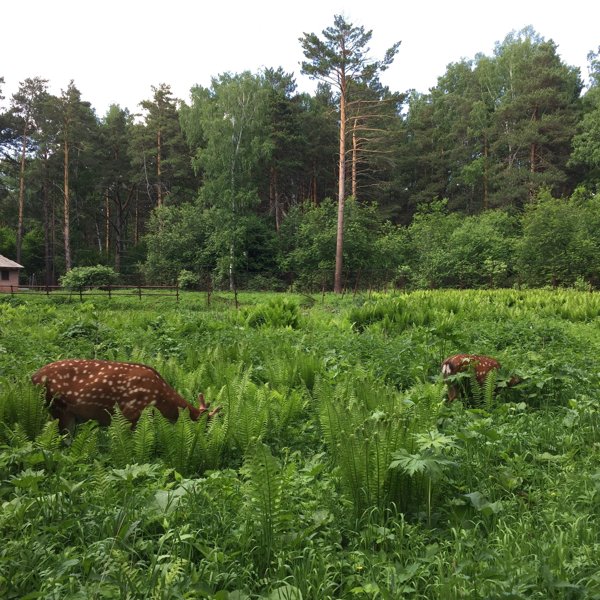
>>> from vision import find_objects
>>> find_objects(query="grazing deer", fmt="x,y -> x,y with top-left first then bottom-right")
441,354 -> 520,402
31,359 -> 219,430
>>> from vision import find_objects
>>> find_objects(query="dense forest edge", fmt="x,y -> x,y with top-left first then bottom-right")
1,19 -> 600,291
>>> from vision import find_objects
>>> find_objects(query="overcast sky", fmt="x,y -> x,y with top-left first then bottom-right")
2,0 -> 598,116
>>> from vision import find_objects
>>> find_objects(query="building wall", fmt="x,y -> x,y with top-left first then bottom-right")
0,269 -> 20,292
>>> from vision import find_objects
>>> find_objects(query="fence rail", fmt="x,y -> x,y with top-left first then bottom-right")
1,284 -> 179,301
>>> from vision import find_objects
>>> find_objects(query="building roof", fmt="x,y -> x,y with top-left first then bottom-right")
0,254 -> 24,269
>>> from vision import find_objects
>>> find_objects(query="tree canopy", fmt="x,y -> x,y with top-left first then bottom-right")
0,20 -> 598,291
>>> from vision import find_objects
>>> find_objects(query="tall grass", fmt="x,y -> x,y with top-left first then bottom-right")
1,290 -> 600,597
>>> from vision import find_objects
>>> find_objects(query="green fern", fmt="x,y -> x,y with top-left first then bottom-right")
315,378 -> 345,461
35,420 -> 62,452
469,370 -> 484,407
296,351 -> 321,392
244,298 -> 301,329
107,406 -> 133,467
483,368 -> 498,411
217,368 -> 270,453
241,442 -> 286,575
315,375 -> 441,517
0,379 -> 8,428
16,382 -> 48,440
69,421 -> 100,462
167,412 -> 194,474
132,407 -> 156,464
269,389 -> 307,438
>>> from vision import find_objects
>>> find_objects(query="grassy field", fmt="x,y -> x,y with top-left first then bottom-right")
1,289 -> 600,599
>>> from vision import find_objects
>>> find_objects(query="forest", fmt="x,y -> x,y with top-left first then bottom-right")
3,16 -> 600,597
1,18 -> 600,291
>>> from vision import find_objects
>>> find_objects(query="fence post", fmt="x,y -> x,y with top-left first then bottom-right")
206,273 -> 212,308
176,284 -> 179,302
138,285 -> 142,300
108,284 -> 112,299
353,269 -> 362,297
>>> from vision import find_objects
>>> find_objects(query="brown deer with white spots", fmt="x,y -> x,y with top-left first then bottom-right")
31,359 -> 219,430
441,354 -> 520,402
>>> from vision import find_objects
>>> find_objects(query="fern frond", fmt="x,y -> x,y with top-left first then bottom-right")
35,419 -> 62,452
132,407 -> 156,464
69,421 -> 100,462
107,406 -> 133,467
16,382 -> 48,440
241,442 -> 285,575
483,369 -> 498,411
203,416 -> 227,471
164,410 -> 194,475
470,370 -> 483,407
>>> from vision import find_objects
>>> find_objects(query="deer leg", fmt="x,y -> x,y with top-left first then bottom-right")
447,384 -> 458,402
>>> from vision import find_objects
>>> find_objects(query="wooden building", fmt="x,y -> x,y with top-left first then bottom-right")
0,255 -> 24,292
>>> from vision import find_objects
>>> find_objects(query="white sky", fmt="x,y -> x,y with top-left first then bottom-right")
2,0 -> 599,117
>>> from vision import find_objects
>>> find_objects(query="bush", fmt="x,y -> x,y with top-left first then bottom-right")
59,265 -> 119,290
244,298 -> 301,329
177,269 -> 200,290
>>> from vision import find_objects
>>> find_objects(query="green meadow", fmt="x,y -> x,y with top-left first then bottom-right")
1,289 -> 599,599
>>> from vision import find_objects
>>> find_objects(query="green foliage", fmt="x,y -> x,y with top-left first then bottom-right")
447,210 -> 518,287
59,264 -> 118,290
406,201 -> 462,288
2,290 -> 600,597
106,405 -> 133,467
316,374 -> 440,517
0,225 -> 16,257
177,269 -> 200,290
517,191 -> 600,287
0,380 -> 47,440
69,421 -> 100,462
143,203 -> 215,284
132,407 -> 156,464
280,197 -> 386,288
240,443 -> 286,575
243,297 -> 301,329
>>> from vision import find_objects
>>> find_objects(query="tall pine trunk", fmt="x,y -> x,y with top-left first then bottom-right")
351,117 -> 358,199
334,84 -> 347,294
42,148 -> 53,286
156,128 -> 163,207
17,132 -> 27,264
63,137 -> 71,271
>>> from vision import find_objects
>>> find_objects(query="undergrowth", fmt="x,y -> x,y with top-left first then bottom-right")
1,289 -> 599,598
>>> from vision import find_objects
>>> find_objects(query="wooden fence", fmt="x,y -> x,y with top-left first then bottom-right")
1,284 -> 179,301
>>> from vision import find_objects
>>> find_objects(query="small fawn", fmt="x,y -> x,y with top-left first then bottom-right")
441,354 -> 520,402
31,359 -> 219,430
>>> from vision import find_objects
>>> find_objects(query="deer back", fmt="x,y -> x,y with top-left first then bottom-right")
441,354 -> 501,385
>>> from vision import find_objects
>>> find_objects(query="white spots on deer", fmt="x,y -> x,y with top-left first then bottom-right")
441,353 -> 509,402
31,358 -> 219,428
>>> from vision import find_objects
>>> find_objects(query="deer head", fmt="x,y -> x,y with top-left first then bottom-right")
31,359 -> 219,431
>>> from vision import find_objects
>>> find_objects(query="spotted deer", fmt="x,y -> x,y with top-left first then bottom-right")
441,354 -> 520,402
31,359 -> 219,430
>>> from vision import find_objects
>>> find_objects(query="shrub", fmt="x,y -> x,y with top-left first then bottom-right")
59,265 -> 119,290
244,298 -> 301,329
177,269 -> 200,290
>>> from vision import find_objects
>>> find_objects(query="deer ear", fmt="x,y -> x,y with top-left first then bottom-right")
197,393 -> 207,409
